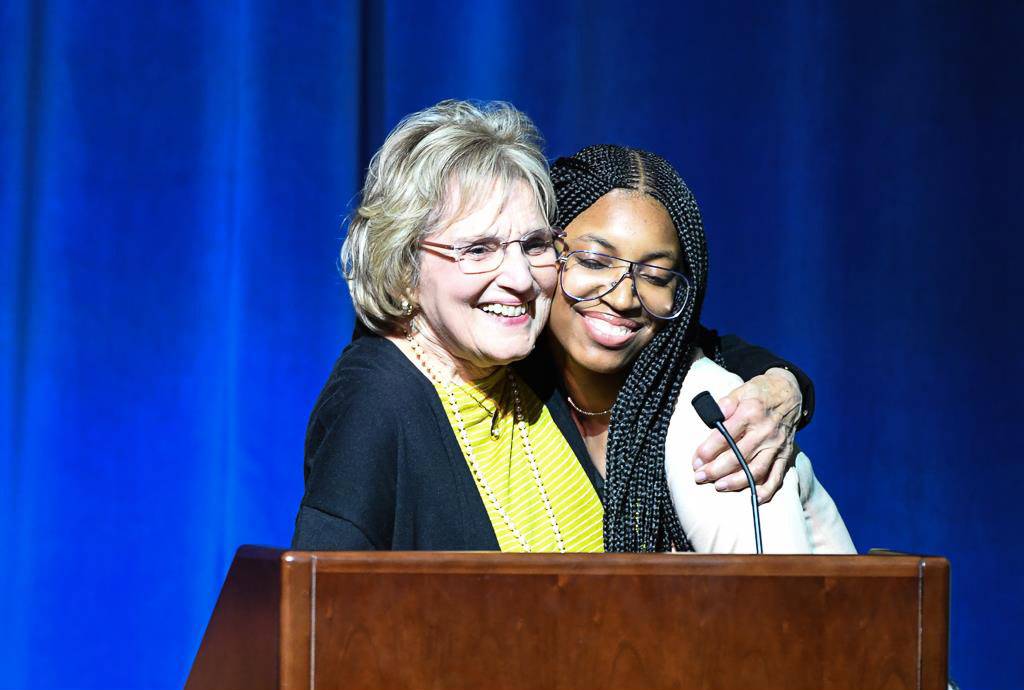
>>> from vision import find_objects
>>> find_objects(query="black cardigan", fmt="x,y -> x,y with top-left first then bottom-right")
291,332 -> 813,551
292,335 -> 601,550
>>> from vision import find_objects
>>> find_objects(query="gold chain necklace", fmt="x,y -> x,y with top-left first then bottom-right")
406,334 -> 565,553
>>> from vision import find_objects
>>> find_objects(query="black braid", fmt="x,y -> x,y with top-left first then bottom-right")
551,145 -> 710,553
697,325 -> 728,369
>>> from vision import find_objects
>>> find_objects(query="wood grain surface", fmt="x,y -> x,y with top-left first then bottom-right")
186,548 -> 949,690
185,546 -> 281,690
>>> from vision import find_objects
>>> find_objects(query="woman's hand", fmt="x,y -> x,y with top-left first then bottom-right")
691,368 -> 802,504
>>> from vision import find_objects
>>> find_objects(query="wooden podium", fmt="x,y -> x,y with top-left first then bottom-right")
185,546 -> 948,690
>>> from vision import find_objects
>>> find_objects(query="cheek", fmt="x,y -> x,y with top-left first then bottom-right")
533,267 -> 557,312
632,328 -> 657,352
630,321 -> 662,353
417,266 -> 481,323
546,293 -> 579,343
536,266 -> 558,296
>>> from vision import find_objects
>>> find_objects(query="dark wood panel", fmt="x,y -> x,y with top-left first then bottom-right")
555,573 -> 832,690
280,552 -> 313,690
187,550 -> 949,690
920,557 -> 951,690
313,572 -> 558,689
185,546 -> 281,690
821,575 -> 921,690
299,553 -> 943,690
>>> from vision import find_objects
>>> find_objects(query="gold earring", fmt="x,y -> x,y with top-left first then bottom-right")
400,299 -> 415,317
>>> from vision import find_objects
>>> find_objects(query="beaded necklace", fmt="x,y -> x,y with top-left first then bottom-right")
406,334 -> 565,553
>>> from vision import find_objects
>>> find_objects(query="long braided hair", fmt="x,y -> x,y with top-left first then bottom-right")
551,145 -> 710,552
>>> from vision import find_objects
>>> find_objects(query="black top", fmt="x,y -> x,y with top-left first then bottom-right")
291,331 -> 814,551
698,326 -> 815,430
291,335 -> 599,550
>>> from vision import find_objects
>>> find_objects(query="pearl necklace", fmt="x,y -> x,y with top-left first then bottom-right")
406,334 -> 565,553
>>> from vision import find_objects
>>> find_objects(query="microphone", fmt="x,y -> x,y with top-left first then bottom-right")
691,391 -> 763,554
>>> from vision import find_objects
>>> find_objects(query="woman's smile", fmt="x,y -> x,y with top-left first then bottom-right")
415,179 -> 556,373
548,189 -> 679,375
478,300 -> 534,325
578,309 -> 642,348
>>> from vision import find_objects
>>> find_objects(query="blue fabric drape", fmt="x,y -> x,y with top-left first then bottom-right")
2,2 -> 1021,688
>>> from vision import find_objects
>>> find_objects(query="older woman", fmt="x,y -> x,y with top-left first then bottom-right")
292,101 -> 816,551
544,144 -> 854,553
292,100 -> 605,551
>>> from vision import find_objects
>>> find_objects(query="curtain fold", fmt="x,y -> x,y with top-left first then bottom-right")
2,2 -> 1021,688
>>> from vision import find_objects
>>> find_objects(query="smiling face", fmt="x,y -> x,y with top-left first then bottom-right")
548,189 -> 681,375
413,178 -> 557,375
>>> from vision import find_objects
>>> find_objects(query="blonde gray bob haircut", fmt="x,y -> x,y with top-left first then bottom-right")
340,99 -> 556,335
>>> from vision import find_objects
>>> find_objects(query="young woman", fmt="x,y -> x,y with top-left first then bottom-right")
543,144 -> 854,553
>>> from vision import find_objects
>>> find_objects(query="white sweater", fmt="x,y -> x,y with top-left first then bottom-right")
665,356 -> 856,554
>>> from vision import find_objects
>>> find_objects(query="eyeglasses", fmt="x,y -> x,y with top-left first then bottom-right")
557,249 -> 691,320
421,227 -> 565,275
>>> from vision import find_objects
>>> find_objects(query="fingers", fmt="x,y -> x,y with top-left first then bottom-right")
694,429 -> 728,472
755,442 -> 792,504
717,394 -> 738,419
697,425 -> 777,489
692,396 -> 756,469
721,397 -> 763,445
694,401 -> 785,490
692,374 -> 802,498
692,394 -> 738,467
708,465 -> 756,492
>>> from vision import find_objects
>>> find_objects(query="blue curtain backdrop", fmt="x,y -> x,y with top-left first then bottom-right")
2,1 -> 1021,688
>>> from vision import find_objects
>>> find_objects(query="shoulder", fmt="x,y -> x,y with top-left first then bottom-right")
667,355 -> 741,457
304,335 -> 436,468
324,334 -> 415,387
679,353 -> 744,403
313,335 -> 428,419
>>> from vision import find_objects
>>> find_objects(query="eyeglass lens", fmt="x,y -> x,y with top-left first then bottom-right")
455,229 -> 560,274
559,250 -> 688,318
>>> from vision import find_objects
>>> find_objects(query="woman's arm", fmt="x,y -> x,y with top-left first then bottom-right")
292,379 -> 400,550
669,443 -> 857,554
712,332 -> 815,429
667,357 -> 814,553
292,506 -> 377,550
692,329 -> 812,503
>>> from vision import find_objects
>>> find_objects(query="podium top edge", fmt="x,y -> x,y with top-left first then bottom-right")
234,546 -> 948,578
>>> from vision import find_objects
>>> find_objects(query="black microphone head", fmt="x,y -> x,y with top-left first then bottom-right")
691,391 -> 725,429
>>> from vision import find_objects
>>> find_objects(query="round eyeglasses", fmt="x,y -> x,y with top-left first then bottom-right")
558,249 -> 691,320
421,227 -> 565,275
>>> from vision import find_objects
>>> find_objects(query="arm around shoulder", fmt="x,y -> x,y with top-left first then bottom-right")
713,331 -> 815,429
667,357 -> 820,553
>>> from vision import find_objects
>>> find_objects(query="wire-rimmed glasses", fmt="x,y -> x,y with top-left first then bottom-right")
557,249 -> 691,320
421,227 -> 566,275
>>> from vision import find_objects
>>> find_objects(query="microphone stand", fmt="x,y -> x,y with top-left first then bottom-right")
691,391 -> 764,555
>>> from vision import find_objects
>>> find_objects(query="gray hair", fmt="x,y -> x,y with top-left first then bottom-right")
340,99 -> 556,335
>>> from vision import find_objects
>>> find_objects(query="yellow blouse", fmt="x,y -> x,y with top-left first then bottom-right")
431,367 -> 604,553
